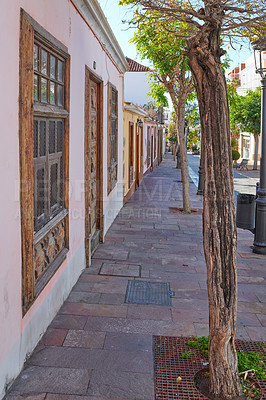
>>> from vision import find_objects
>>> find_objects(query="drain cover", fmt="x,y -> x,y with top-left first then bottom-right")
125,280 -> 171,306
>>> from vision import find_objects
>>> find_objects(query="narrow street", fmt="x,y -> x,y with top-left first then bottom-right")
5,153 -> 266,400
188,153 -> 260,202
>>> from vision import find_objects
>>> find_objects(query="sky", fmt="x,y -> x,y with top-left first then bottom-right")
98,0 -> 254,73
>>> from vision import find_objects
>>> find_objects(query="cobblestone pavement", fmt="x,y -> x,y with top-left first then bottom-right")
5,153 -> 266,400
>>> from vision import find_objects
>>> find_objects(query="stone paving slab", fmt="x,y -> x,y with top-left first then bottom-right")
4,153 -> 266,400
99,263 -> 141,277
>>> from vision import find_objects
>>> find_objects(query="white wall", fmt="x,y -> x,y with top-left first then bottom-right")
0,1 -> 126,398
124,72 -> 153,106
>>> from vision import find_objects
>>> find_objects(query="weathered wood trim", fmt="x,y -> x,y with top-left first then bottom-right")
33,104 -> 69,118
20,10 -> 70,314
34,209 -> 69,245
98,80 -> 104,242
84,68 -> 104,265
64,57 -> 70,250
107,82 -> 112,194
84,68 -> 90,267
22,10 -> 69,57
35,248 -> 68,297
123,179 -> 136,204
20,10 -> 35,315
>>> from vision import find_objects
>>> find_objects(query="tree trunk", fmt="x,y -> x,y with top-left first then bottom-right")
188,32 -> 241,399
167,86 -> 191,212
173,142 -> 177,161
176,102 -> 191,213
253,134 -> 259,170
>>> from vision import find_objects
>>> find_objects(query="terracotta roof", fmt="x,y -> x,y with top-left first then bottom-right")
126,57 -> 150,72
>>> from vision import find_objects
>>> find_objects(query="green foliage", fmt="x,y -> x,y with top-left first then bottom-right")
232,149 -> 240,161
180,351 -> 194,358
237,351 -> 266,380
187,129 -> 200,150
148,77 -> 168,107
240,378 -> 260,400
128,9 -> 190,77
228,86 -> 261,137
187,337 -> 266,380
231,138 -> 237,149
187,336 -> 209,358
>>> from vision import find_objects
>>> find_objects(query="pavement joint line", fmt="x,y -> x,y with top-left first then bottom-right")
188,166 -> 199,187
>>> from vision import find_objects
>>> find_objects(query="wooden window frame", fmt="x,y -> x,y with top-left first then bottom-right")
107,82 -> 118,194
19,9 -> 70,314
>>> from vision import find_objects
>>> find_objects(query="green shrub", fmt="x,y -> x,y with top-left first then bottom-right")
232,149 -> 240,161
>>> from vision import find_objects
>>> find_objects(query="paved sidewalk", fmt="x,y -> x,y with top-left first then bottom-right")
5,153 -> 266,400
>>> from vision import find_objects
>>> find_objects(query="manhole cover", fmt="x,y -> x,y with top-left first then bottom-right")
125,280 -> 171,306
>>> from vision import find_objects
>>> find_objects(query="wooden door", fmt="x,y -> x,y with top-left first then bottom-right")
85,70 -> 102,266
129,122 -> 134,188
135,124 -> 140,186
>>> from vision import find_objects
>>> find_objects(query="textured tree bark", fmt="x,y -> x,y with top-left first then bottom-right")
166,85 -> 191,212
187,29 -> 242,399
176,100 -> 191,213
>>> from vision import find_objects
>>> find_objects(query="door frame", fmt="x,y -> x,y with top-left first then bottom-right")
135,123 -> 140,186
84,67 -> 104,266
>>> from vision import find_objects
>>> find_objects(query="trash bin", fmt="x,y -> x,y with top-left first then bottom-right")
236,193 -> 256,231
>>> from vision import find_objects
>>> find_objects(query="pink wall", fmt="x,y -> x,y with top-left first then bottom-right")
0,1 -> 126,397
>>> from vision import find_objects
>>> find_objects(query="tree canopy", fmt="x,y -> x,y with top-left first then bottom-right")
229,86 -> 261,136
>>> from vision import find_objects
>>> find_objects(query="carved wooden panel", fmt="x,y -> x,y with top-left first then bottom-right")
107,83 -> 118,194
89,81 -> 97,236
34,218 -> 66,282
85,70 -> 101,266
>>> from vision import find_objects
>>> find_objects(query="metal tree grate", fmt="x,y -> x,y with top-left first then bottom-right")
153,336 -> 266,400
125,280 -> 172,306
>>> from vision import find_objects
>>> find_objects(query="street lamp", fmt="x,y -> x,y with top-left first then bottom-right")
137,118 -> 143,128
252,38 -> 266,254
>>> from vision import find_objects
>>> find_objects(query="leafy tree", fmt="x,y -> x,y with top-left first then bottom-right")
229,86 -> 261,169
129,9 -> 194,212
185,95 -> 201,150
120,0 -> 266,398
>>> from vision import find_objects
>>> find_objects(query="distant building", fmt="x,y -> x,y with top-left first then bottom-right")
0,1 -> 128,398
227,52 -> 266,166
124,57 -> 152,105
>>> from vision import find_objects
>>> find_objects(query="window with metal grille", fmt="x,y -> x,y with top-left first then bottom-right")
34,118 -> 64,232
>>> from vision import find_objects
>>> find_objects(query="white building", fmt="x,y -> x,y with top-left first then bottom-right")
124,57 -> 153,105
227,51 -> 265,166
0,1 -> 127,398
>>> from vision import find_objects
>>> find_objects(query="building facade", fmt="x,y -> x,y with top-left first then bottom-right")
227,52 -> 266,166
0,1 -> 127,398
123,103 -> 147,202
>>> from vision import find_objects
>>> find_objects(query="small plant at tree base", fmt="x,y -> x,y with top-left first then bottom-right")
187,336 -> 209,358
240,378 -> 260,400
180,351 -> 195,358
237,351 -> 266,380
187,337 -> 266,380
